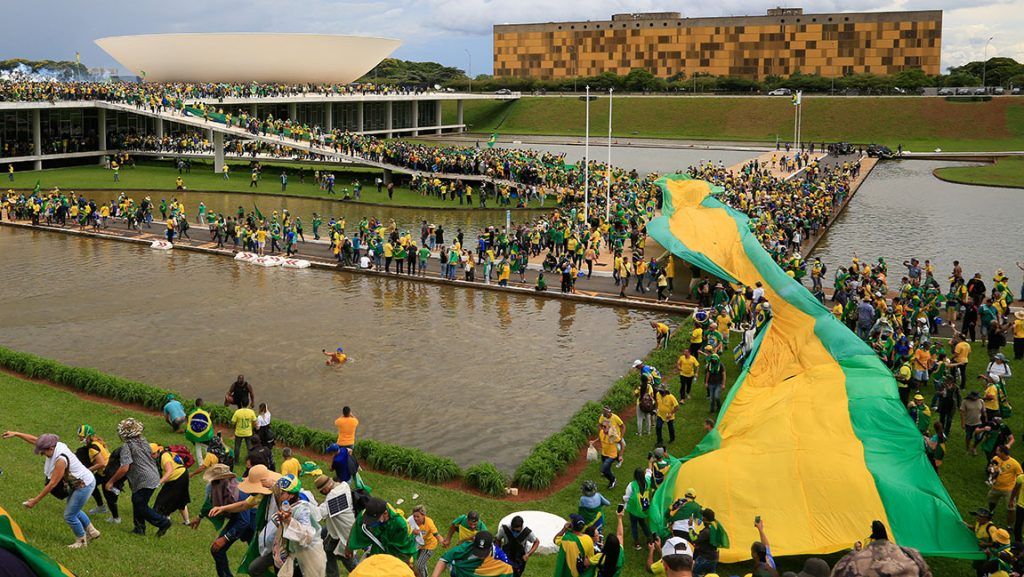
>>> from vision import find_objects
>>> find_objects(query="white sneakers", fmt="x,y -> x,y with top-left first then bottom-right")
68,537 -> 88,549
86,524 -> 101,541
105,516 -> 122,524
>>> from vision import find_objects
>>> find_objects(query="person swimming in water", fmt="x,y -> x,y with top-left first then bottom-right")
323,347 -> 347,365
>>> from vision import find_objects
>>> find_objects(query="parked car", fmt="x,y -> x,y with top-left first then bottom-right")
1013,87 -> 1022,95
768,88 -> 792,96
495,88 -> 512,95
867,144 -> 897,159
937,88 -> 954,96
973,87 -> 987,95
993,87 -> 1005,95
892,87 -> 907,94
956,87 -> 971,95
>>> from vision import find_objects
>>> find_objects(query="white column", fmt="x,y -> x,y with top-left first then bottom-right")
357,102 -> 364,133
288,102 -> 298,121
97,107 -> 107,165
213,131 -> 224,174
435,100 -> 443,135
325,102 -> 333,131
155,117 -> 164,139
250,103 -> 257,116
32,109 -> 42,170
411,100 -> 419,136
457,99 -> 464,132
385,101 -> 393,138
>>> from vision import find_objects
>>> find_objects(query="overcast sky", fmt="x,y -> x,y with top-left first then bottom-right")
3,0 -> 1021,76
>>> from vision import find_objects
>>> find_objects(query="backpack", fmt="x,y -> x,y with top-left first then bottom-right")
208,436 -> 235,469
638,381 -> 656,414
166,444 -> 195,469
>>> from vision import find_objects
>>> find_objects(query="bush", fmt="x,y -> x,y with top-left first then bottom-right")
0,346 -> 464,486
464,463 -> 508,496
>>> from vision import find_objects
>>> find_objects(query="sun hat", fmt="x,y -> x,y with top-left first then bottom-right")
314,475 -> 333,492
117,418 -> 144,440
971,508 -> 993,518
684,488 -> 697,499
33,434 -> 59,455
238,465 -> 281,495
203,464 -> 236,483
913,394 -> 925,402
632,359 -> 644,368
349,554 -> 415,577
1015,311 -> 1024,320
995,528 -> 1012,546
994,353 -> 1007,362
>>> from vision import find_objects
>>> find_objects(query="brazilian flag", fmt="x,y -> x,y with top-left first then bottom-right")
0,505 -> 76,576
253,203 -> 264,221
440,541 -> 513,577
32,180 -> 41,196
486,133 -> 498,148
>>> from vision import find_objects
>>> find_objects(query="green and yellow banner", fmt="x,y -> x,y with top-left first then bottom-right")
645,175 -> 980,562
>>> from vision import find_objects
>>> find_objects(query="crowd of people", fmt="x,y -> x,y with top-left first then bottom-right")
0,80 -> 445,104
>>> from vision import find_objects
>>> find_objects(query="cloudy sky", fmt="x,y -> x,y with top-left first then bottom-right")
3,0 -> 1022,75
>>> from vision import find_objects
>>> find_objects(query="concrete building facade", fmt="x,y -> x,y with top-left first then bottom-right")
493,8 -> 942,80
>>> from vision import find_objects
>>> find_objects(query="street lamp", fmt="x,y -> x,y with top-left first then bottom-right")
464,49 -> 472,94
982,37 -> 994,90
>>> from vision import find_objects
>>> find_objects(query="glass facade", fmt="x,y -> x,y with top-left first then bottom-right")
0,110 -> 34,158
392,101 -> 413,129
333,103 -> 360,131
363,102 -> 388,131
418,101 -> 438,127
40,108 -> 100,154
295,103 -> 325,127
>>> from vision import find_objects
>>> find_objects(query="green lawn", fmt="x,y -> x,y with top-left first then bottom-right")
443,97 -> 1024,152
11,160 -> 542,209
933,157 -> 1024,189
0,329 -> 1018,576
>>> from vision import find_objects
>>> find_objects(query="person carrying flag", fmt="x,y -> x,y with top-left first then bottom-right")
346,497 -> 418,564
431,530 -> 512,577
553,514 -> 597,577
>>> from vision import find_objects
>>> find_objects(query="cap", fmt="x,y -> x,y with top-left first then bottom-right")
684,488 -> 697,499
569,514 -> 586,531
362,497 -> 387,524
971,508 -> 993,518
995,353 -> 1007,361
33,433 -> 59,455
467,511 -> 479,522
276,474 -> 302,494
149,442 -> 162,454
661,535 -> 694,558
470,531 -> 494,558
632,360 -> 644,368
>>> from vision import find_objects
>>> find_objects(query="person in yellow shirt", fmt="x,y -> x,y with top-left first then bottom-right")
231,404 -> 257,467
951,335 -> 971,389
411,505 -> 442,577
676,348 -> 700,401
654,387 -> 679,445
689,326 -> 704,356
334,406 -> 359,448
598,421 -> 620,489
988,445 -> 1023,528
715,310 -> 733,348
651,321 -> 670,349
279,447 -> 301,478
151,443 -> 191,524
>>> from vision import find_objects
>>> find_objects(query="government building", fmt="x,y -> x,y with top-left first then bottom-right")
493,8 -> 942,80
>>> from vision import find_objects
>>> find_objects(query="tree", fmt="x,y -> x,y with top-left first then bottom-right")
623,68 -> 664,92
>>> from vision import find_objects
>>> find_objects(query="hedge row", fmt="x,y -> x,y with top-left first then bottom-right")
511,317 -> 691,490
0,347 -> 470,489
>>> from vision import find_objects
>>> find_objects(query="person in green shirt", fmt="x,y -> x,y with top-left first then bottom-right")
624,468 -> 653,549
346,497 -> 417,563
444,511 -> 487,547
431,531 -> 513,577
418,245 -> 430,276
312,213 -> 322,240
553,514 -> 596,577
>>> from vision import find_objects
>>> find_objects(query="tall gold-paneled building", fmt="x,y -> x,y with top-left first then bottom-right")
493,8 -> 941,80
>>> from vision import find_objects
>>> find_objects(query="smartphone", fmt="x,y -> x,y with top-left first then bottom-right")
754,515 -> 761,525
617,504 -> 625,514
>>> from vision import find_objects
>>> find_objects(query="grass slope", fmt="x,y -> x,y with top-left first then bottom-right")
1,331 -> 1018,576
444,97 -> 1024,152
10,160 -> 540,209
933,157 -> 1024,189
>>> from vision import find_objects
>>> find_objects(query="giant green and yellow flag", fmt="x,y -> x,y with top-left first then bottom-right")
486,133 -> 498,148
0,505 -> 76,576
645,175 -> 980,562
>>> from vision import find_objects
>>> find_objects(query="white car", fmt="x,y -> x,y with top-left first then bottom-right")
768,88 -> 792,96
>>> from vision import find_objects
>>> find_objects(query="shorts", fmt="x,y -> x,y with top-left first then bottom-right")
987,488 -> 1014,510
913,370 -> 928,382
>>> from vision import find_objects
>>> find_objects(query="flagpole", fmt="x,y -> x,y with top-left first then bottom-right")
606,87 -> 612,223
584,85 -> 590,223
793,93 -> 798,150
